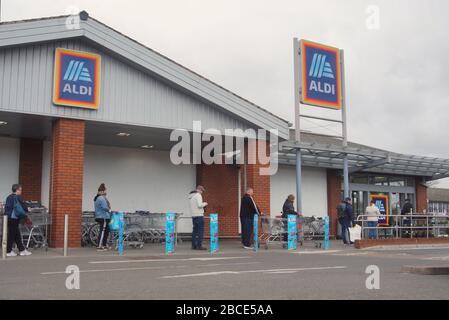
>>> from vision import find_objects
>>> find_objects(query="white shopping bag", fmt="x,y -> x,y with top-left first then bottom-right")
348,224 -> 362,242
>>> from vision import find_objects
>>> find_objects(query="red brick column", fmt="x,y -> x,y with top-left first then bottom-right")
415,177 -> 428,213
49,119 -> 85,248
196,163 -> 240,237
327,169 -> 342,237
19,138 -> 43,201
245,139 -> 270,215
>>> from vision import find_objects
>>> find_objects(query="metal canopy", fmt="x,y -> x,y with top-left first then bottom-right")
278,133 -> 449,180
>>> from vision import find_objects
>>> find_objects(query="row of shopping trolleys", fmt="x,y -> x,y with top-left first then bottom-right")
82,211 -> 183,249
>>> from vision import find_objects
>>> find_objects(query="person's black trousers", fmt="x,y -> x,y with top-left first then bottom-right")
7,218 -> 25,253
192,216 -> 204,249
96,218 -> 111,247
240,216 -> 253,247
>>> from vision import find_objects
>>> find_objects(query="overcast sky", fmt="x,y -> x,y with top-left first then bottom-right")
2,0 -> 449,186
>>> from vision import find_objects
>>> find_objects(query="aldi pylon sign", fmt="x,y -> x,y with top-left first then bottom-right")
300,40 -> 342,110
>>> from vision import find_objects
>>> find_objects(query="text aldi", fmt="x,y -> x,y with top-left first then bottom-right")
53,48 -> 101,109
300,40 -> 342,110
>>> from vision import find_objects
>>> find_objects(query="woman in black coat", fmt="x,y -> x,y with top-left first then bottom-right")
282,194 -> 298,242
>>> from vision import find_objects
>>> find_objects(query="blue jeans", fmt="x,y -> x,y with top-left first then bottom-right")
367,221 -> 377,239
192,216 -> 204,249
340,220 -> 350,244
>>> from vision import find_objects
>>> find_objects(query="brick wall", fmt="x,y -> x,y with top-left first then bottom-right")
327,169 -> 342,237
19,138 -> 43,201
49,119 -> 85,248
196,163 -> 239,237
415,177 -> 428,213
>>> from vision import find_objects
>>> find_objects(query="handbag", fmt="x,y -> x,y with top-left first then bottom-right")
13,197 -> 27,219
348,224 -> 362,242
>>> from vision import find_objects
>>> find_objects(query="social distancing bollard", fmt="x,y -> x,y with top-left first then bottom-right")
324,216 -> 330,250
288,214 -> 297,251
210,213 -> 218,253
165,212 -> 176,254
2,215 -> 7,260
118,212 -> 125,256
253,214 -> 259,252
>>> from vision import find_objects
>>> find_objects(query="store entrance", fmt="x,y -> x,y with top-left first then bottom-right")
351,191 -> 415,217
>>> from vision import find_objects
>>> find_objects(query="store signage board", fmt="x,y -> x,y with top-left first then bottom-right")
53,48 -> 101,109
300,40 -> 342,110
370,194 -> 389,225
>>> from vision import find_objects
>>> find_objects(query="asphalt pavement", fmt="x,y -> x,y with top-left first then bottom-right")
1,240 -> 448,299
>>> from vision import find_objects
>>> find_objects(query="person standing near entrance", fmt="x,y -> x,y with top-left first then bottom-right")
365,200 -> 380,239
94,183 -> 111,251
337,197 -> 354,245
4,184 -> 32,257
281,194 -> 298,243
188,185 -> 208,250
240,187 -> 261,249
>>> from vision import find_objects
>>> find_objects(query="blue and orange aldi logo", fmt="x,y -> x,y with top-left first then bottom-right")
53,48 -> 101,109
300,40 -> 342,110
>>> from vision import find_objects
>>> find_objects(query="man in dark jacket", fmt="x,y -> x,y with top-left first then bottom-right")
4,184 -> 31,257
282,194 -> 298,242
401,199 -> 413,215
339,197 -> 354,245
240,187 -> 261,249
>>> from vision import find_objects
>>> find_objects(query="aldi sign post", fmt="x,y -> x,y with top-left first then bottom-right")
300,40 -> 342,109
53,48 -> 101,109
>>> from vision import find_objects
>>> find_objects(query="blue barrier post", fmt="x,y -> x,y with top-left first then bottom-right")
288,214 -> 297,250
210,213 -> 218,253
118,212 -> 124,256
165,212 -> 176,254
324,216 -> 330,250
253,215 -> 259,252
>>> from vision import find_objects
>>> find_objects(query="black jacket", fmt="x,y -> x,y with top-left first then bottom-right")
4,194 -> 28,219
282,200 -> 297,218
240,194 -> 260,219
401,202 -> 413,215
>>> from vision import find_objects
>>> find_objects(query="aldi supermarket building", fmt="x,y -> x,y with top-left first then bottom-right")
1,12 -> 449,247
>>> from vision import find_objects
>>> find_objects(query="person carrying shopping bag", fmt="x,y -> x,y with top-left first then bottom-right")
94,183 -> 111,251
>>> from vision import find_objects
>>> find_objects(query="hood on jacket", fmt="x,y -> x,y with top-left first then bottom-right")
188,191 -> 198,199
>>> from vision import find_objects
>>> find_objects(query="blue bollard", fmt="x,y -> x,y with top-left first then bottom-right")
253,214 -> 259,252
165,212 -> 176,254
118,212 -> 124,256
287,214 -> 297,250
324,216 -> 330,250
210,213 -> 219,253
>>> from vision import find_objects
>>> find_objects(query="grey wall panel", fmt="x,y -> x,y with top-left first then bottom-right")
0,39 -> 257,133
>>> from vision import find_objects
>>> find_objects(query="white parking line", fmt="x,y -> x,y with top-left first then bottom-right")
40,261 -> 259,275
294,250 -> 342,255
160,266 -> 347,279
89,256 -> 250,264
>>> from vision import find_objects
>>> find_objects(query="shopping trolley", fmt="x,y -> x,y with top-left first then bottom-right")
260,215 -> 288,249
20,208 -> 52,250
299,216 -> 326,248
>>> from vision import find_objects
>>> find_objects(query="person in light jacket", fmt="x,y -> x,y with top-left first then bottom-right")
365,200 -> 380,239
188,185 -> 208,250
94,183 -> 111,251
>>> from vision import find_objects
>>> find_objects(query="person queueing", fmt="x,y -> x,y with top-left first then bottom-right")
337,197 -> 354,245
365,200 -> 380,239
3,184 -> 32,257
281,194 -> 298,244
94,183 -> 111,251
188,185 -> 208,250
239,187 -> 261,250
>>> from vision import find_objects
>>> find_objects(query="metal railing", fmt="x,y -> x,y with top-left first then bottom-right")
356,213 -> 449,239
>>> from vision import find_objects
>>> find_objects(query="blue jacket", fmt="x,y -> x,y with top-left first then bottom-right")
4,194 -> 28,219
342,202 -> 354,225
94,195 -> 111,219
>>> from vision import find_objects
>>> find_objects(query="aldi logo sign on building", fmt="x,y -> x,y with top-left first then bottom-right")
300,40 -> 342,109
53,48 -> 101,109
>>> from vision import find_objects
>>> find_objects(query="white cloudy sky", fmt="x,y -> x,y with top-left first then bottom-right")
2,0 -> 449,186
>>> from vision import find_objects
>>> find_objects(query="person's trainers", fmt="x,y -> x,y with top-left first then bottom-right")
19,250 -> 32,256
6,251 -> 17,257
243,246 -> 253,250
